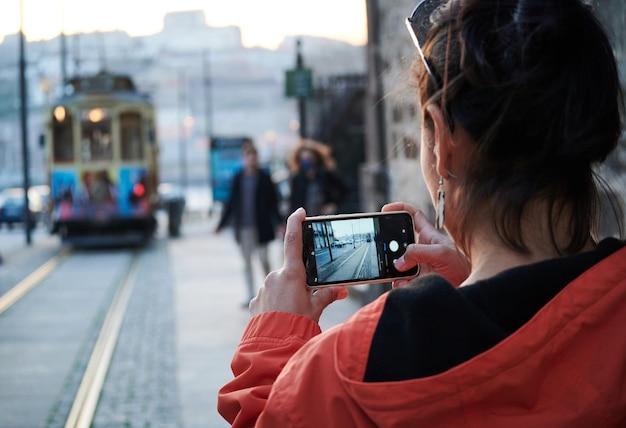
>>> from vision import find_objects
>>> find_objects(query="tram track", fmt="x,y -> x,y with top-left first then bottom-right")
65,251 -> 141,428
0,245 -> 147,427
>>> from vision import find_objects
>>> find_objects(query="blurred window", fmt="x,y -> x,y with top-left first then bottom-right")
120,112 -> 144,161
81,109 -> 113,162
114,77 -> 135,91
53,113 -> 74,162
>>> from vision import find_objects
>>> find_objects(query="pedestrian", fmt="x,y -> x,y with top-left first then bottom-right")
287,140 -> 347,216
218,0 -> 626,426
214,141 -> 282,308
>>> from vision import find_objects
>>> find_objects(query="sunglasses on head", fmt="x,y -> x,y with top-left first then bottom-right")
406,0 -> 447,88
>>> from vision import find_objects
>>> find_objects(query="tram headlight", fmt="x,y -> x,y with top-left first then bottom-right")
88,108 -> 105,123
53,106 -> 66,122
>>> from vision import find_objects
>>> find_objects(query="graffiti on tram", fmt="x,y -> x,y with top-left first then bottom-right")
51,166 -> 150,221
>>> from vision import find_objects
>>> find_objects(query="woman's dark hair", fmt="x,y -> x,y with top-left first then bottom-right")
415,0 -> 624,255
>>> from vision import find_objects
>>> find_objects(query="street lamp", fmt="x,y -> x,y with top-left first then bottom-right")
178,71 -> 189,192
181,114 -> 194,192
351,224 -> 355,249
19,0 -> 32,245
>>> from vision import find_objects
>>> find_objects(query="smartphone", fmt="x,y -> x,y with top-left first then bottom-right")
301,211 -> 419,288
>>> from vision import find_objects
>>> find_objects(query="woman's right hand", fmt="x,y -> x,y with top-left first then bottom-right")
382,202 -> 471,287
250,208 -> 348,323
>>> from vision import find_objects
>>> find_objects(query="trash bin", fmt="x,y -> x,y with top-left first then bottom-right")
167,197 -> 185,237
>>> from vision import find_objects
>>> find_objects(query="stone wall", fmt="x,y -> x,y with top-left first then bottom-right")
594,0 -> 626,236
370,0 -> 626,235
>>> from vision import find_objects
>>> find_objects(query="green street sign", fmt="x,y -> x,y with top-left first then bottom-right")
285,68 -> 313,98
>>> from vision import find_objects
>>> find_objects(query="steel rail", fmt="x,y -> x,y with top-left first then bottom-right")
0,247 -> 71,315
64,251 -> 141,428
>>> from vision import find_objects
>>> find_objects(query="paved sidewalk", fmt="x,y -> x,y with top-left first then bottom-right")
167,214 -> 364,428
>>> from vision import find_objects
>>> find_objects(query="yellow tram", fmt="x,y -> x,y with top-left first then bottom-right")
43,70 -> 160,243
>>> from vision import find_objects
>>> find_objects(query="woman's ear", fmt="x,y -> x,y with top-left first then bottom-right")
425,104 -> 454,179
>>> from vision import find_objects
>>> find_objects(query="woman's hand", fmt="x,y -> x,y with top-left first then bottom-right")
250,207 -> 348,323
382,202 -> 471,288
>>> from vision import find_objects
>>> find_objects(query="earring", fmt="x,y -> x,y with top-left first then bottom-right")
435,177 -> 445,230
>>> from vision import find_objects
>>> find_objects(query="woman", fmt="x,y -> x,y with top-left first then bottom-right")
218,0 -> 626,426
288,140 -> 347,216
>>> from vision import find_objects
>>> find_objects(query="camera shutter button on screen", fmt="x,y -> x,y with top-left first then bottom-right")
389,240 -> 399,252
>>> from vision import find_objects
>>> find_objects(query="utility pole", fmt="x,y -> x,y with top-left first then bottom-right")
202,49 -> 213,205
296,39 -> 307,139
60,34 -> 67,83
74,34 -> 81,77
178,70 -> 188,192
19,0 -> 31,245
285,39 -> 312,139
60,0 -> 67,83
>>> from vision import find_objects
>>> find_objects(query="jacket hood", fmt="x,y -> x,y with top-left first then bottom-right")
331,246 -> 626,427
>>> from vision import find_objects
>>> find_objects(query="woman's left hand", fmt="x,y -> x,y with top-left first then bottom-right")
382,202 -> 471,288
250,207 -> 348,323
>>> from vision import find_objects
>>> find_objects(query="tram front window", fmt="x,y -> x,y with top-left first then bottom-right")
81,108 -> 112,162
52,108 -> 74,162
120,112 -> 144,161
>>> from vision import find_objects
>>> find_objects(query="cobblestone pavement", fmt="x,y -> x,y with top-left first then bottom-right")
92,239 -> 182,428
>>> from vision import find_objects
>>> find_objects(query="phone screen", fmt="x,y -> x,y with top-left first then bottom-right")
301,211 -> 419,287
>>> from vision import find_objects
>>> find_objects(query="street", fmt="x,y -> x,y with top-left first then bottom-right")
316,241 -> 380,284
0,209 -> 363,428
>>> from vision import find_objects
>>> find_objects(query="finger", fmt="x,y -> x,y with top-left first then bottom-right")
248,295 -> 258,314
413,210 -> 441,243
283,207 -> 306,270
393,255 -> 417,272
392,279 -> 410,289
333,287 -> 349,301
310,286 -> 348,311
398,242 -> 451,270
382,202 -> 417,216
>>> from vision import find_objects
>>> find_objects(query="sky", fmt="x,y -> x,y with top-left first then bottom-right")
330,218 -> 373,239
0,0 -> 368,49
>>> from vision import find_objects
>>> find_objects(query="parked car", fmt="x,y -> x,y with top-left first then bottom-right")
0,187 -> 46,229
29,185 -> 51,229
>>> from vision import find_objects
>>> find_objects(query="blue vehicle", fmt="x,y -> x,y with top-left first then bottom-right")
0,187 -> 42,229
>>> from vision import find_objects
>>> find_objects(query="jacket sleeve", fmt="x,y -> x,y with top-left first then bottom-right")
263,172 -> 283,225
324,170 -> 348,206
217,311 -> 322,427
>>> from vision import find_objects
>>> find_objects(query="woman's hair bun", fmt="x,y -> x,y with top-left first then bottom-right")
512,0 -> 589,67
451,0 -> 621,166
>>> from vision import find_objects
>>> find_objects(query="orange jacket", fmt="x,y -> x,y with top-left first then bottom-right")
218,246 -> 626,427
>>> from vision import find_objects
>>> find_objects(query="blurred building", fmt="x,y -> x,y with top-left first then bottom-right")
0,10 -> 366,190
308,74 -> 368,214
4,2 -> 622,232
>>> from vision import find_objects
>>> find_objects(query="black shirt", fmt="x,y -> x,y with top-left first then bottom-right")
364,238 -> 625,382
